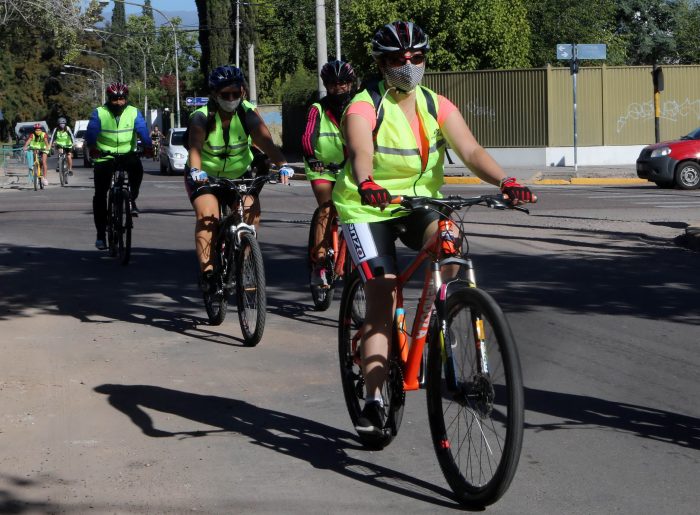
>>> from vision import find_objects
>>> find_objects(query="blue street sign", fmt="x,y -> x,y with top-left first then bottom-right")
556,43 -> 607,60
576,44 -> 607,60
556,44 -> 573,60
185,97 -> 209,107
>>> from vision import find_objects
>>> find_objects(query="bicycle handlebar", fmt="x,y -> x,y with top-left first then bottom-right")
390,194 -> 530,215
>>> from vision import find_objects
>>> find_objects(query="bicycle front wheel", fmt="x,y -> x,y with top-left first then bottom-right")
117,190 -> 132,265
235,232 -> 266,346
338,270 -> 404,449
59,157 -> 67,187
426,287 -> 524,507
33,162 -> 39,191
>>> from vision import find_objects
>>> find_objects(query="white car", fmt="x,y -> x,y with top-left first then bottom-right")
160,128 -> 187,175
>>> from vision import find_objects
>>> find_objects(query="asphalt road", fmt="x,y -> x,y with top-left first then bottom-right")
0,160 -> 698,514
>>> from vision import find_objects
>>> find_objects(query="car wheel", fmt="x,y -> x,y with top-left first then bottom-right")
675,161 -> 700,190
168,161 -> 174,176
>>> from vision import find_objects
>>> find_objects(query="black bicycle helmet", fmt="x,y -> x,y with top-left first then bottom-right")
106,82 -> 129,98
208,65 -> 245,90
371,21 -> 430,58
320,60 -> 356,84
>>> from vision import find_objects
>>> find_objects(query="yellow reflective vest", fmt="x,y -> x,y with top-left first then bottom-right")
95,105 -> 138,162
304,103 -> 345,182
187,103 -> 255,179
333,81 -> 445,223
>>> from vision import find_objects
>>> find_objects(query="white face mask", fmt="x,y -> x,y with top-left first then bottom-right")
217,96 -> 241,112
383,62 -> 425,93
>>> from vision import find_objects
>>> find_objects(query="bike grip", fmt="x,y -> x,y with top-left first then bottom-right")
389,195 -> 403,204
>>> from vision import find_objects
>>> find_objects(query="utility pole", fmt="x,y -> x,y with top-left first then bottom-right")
235,0 -> 241,68
334,0 -> 340,59
247,44 -> 257,104
315,0 -> 328,98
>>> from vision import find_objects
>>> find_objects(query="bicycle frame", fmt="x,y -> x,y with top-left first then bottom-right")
349,216 -> 478,393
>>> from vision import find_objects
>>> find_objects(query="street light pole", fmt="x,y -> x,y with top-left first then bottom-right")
64,64 -> 105,103
78,49 -> 124,82
84,28 -> 149,124
110,0 -> 181,127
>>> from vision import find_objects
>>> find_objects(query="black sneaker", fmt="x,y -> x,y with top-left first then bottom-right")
355,401 -> 386,435
95,234 -> 107,250
130,200 -> 139,217
199,270 -> 216,293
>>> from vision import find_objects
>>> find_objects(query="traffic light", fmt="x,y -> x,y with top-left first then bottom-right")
652,66 -> 664,92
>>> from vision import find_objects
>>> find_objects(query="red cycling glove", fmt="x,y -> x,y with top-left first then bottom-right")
358,177 -> 390,206
500,177 -> 534,203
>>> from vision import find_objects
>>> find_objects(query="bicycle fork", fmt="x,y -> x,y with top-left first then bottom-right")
435,258 -> 490,397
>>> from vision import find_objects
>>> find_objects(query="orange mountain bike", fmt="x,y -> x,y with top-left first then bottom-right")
338,194 -> 526,507
307,164 -> 351,310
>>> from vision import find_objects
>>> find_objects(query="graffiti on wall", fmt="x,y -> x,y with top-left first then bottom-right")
464,101 -> 496,122
616,98 -> 700,133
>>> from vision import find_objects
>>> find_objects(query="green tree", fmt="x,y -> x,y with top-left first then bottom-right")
525,0 -> 627,66
343,0 -> 530,76
672,0 -> 700,64
615,0 -> 676,65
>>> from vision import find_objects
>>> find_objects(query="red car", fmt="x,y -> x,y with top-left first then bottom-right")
636,127 -> 700,189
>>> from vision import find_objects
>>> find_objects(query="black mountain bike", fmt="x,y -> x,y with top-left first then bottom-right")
57,147 -> 70,186
202,173 -> 277,346
104,152 -> 135,266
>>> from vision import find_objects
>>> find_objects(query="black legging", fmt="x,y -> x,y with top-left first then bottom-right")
92,155 -> 144,235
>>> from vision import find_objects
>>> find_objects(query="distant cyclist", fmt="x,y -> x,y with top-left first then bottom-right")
150,125 -> 162,156
185,65 -> 293,291
50,117 -> 75,176
333,21 -> 536,435
23,123 -> 50,185
302,60 -> 357,286
86,82 -> 152,250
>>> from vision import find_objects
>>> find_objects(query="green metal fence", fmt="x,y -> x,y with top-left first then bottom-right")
424,65 -> 700,148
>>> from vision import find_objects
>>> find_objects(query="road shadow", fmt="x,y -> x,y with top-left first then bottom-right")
0,474 -> 57,514
523,386 -> 699,450
94,384 -> 465,509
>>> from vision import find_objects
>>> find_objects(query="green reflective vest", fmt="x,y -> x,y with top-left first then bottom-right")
333,81 -> 445,224
187,103 -> 255,179
304,103 -> 345,182
28,131 -> 48,151
54,129 -> 73,148
95,105 -> 138,162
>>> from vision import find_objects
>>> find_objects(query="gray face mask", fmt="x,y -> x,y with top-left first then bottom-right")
384,62 -> 425,93
217,96 -> 241,112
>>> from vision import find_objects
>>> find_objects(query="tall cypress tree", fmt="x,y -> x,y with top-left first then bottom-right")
196,0 -> 234,81
143,0 -> 154,22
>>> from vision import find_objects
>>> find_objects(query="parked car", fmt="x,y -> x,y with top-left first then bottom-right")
636,127 -> 700,189
72,120 -> 89,158
160,128 -> 187,175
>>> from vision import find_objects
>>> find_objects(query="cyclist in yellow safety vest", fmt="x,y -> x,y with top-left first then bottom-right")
23,123 -> 50,185
185,65 -> 293,292
301,60 -> 357,287
49,117 -> 75,175
333,21 -> 537,435
86,82 -> 153,250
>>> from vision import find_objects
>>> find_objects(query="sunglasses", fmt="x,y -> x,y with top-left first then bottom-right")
109,95 -> 127,101
219,91 -> 242,100
385,52 -> 426,67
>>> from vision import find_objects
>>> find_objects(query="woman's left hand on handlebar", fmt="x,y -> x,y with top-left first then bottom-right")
500,177 -> 537,204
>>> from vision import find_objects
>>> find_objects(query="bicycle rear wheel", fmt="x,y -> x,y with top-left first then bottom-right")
426,287 -> 523,507
117,189 -> 132,265
338,270 -> 404,448
308,207 -> 334,311
107,191 -> 117,257
236,231 -> 266,346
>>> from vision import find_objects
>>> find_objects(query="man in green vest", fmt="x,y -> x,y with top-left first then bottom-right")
86,82 -> 152,250
49,117 -> 75,175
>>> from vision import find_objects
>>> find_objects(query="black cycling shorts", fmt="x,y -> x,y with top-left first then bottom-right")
342,209 -> 440,282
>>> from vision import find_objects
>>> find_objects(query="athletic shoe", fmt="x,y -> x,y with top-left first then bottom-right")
95,238 -> 107,250
355,401 -> 386,435
68,170 -> 74,176
42,178 -> 48,186
310,266 -> 328,287
130,200 -> 139,217
199,270 -> 216,293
